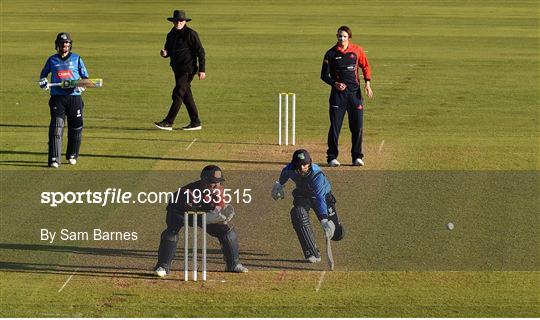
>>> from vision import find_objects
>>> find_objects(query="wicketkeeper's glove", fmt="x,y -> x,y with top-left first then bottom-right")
320,218 -> 336,239
39,78 -> 49,90
271,181 -> 285,200
205,207 -> 227,224
222,204 -> 235,223
205,204 -> 236,225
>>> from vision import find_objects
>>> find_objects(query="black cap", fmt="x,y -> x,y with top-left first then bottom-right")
167,10 -> 192,22
200,165 -> 225,183
291,149 -> 312,167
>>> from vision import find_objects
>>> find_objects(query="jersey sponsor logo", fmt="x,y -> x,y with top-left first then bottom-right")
57,70 -> 73,79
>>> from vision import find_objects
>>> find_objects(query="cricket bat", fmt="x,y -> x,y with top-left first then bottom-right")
49,78 -> 103,89
325,233 -> 334,270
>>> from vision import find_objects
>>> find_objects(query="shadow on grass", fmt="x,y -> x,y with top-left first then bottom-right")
0,123 -> 276,146
0,150 -> 286,166
0,243 -> 317,278
0,123 -> 155,132
0,160 -> 47,168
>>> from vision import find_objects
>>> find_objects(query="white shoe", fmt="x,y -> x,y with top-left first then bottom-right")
181,124 -> 202,131
50,162 -> 59,168
306,255 -> 321,263
155,267 -> 168,278
352,158 -> 364,166
228,263 -> 249,273
328,159 -> 340,167
68,158 -> 77,165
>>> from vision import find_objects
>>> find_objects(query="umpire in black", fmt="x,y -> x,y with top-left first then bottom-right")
155,10 -> 205,131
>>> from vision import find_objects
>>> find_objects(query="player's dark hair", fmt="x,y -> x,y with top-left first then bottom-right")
337,26 -> 352,38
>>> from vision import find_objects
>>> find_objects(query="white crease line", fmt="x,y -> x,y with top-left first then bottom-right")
185,138 -> 197,151
378,140 -> 385,154
58,268 -> 78,293
315,270 -> 326,292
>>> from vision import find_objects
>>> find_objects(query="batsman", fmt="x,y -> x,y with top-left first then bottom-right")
154,165 -> 248,277
38,32 -> 90,167
272,149 -> 345,264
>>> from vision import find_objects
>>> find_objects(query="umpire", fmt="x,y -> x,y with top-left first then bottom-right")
271,149 -> 345,263
155,10 -> 206,131
39,32 -> 89,168
154,165 -> 248,277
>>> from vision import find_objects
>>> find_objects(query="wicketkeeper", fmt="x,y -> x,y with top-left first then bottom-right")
271,149 -> 345,263
39,32 -> 89,168
154,165 -> 248,277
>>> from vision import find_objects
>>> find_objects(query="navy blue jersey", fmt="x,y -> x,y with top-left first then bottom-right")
40,52 -> 89,96
279,164 -> 332,218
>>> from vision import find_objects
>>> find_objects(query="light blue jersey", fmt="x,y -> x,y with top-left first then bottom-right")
279,163 -> 332,218
40,52 -> 89,96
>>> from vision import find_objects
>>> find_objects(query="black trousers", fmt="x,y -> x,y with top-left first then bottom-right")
326,89 -> 364,162
165,72 -> 200,125
48,95 -> 84,163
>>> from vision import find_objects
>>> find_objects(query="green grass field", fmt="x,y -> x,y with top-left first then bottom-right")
1,0 -> 539,317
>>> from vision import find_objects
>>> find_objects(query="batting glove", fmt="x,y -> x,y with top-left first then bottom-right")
39,78 -> 49,90
320,219 -> 336,239
271,181 -> 285,200
74,87 -> 86,94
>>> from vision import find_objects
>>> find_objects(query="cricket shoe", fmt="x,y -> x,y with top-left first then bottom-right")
49,158 -> 60,168
154,267 -> 168,278
227,263 -> 249,273
154,121 -> 173,131
68,157 -> 77,165
352,158 -> 364,166
181,124 -> 202,131
306,255 -> 321,263
328,159 -> 341,167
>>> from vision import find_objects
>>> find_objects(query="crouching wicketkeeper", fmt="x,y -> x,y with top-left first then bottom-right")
154,165 -> 248,277
271,149 -> 345,263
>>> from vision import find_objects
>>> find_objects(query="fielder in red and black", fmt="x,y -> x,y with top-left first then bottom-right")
321,26 -> 373,167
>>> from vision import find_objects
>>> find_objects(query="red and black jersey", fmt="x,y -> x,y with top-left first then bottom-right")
321,42 -> 371,93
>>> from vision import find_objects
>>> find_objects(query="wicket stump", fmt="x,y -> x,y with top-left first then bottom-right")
183,211 -> 207,281
278,92 -> 296,145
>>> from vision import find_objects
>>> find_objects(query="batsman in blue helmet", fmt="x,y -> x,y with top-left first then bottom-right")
271,149 -> 345,263
38,32 -> 90,168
